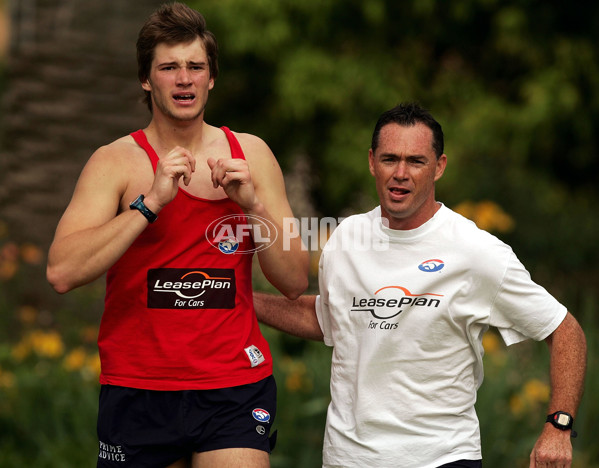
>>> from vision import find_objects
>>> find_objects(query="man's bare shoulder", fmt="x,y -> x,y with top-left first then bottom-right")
225,130 -> 277,170
229,130 -> 270,153
91,134 -> 147,165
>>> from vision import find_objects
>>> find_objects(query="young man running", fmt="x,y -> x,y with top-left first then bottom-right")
47,3 -> 308,467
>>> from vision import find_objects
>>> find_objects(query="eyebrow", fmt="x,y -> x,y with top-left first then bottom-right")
156,60 -> 207,67
378,152 -> 428,159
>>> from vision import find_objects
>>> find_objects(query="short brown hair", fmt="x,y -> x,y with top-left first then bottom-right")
371,102 -> 444,159
136,2 -> 219,112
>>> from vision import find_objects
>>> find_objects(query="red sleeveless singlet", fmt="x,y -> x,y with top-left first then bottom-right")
98,127 -> 273,390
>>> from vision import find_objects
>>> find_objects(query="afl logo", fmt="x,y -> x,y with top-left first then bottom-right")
418,259 -> 445,273
206,214 -> 278,255
252,408 -> 271,423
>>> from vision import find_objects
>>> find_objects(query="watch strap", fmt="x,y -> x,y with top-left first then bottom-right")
130,194 -> 157,223
546,411 -> 577,438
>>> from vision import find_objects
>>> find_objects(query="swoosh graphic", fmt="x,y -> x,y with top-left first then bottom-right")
181,271 -> 231,281
374,285 -> 444,297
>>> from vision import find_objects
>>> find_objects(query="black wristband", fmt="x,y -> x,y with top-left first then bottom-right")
129,194 -> 158,223
546,411 -> 577,438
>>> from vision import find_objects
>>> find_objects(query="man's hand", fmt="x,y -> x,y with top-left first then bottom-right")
146,146 -> 196,211
207,157 -> 258,212
529,425 -> 573,468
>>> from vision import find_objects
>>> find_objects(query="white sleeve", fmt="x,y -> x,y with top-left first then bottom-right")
491,252 -> 567,346
315,250 -> 334,347
315,295 -> 333,346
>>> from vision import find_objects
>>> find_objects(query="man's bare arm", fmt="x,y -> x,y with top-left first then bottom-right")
47,143 -> 195,293
253,292 -> 323,341
529,312 -> 587,467
209,134 -> 309,299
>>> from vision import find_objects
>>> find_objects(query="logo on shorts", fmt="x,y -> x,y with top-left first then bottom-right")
252,408 -> 271,423
256,425 -> 266,435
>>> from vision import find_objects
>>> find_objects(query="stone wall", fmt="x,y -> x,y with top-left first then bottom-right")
0,0 -> 163,249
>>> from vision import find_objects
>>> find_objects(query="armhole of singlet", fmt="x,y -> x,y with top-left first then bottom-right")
130,129 -> 159,173
221,126 -> 246,160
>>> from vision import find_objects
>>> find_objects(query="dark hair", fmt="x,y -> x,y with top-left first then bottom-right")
371,102 -> 444,158
136,2 -> 219,112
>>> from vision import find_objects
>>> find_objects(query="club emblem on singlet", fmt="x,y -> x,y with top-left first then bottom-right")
218,237 -> 239,254
147,268 -> 236,309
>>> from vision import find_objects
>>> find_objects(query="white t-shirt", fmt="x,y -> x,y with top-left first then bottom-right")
315,204 -> 566,468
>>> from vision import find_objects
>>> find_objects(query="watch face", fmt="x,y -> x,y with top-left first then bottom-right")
556,413 -> 571,425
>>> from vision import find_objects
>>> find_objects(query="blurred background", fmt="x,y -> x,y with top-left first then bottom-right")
0,0 -> 597,466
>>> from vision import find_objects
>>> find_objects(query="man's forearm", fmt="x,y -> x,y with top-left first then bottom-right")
546,312 -> 587,416
253,292 -> 323,341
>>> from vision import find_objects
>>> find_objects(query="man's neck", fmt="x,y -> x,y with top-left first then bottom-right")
145,115 -> 209,154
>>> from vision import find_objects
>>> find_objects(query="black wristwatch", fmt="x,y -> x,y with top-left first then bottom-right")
546,411 -> 577,438
129,194 -> 157,223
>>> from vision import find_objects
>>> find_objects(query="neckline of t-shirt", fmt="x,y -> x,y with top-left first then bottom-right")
374,203 -> 447,242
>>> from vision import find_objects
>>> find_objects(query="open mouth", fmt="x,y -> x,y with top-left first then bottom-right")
173,93 -> 195,102
389,187 -> 410,195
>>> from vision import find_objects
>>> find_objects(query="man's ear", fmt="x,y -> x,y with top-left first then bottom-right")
141,79 -> 151,92
434,154 -> 447,182
368,149 -> 375,177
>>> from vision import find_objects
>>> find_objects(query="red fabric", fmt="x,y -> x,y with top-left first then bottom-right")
99,127 -> 272,390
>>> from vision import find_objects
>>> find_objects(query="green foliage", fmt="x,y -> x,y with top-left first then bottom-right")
0,231 -> 597,466
189,0 -> 599,287
2,0 -> 599,466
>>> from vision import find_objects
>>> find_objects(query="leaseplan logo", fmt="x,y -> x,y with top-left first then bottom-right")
351,285 -> 444,320
206,214 -> 278,254
418,258 -> 445,272
147,268 -> 235,309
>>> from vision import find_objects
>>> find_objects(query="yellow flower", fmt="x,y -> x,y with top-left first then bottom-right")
0,259 -> 18,281
20,243 -> 44,265
523,379 -> 550,404
0,242 -> 19,261
482,331 -> 501,354
510,379 -> 550,417
510,394 -> 525,416
0,368 -> 15,389
80,326 -> 99,344
453,200 -> 477,220
281,356 -> 313,393
454,200 -> 514,233
29,330 -> 65,358
84,353 -> 102,379
17,305 -> 38,325
63,347 -> 88,372
285,373 -> 304,392
13,330 -> 65,360
11,340 -> 32,361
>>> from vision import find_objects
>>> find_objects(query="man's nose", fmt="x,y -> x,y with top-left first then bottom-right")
176,67 -> 192,85
393,161 -> 408,179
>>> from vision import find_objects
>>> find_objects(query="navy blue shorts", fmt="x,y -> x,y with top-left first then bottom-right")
96,376 -> 277,467
438,460 -> 482,468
